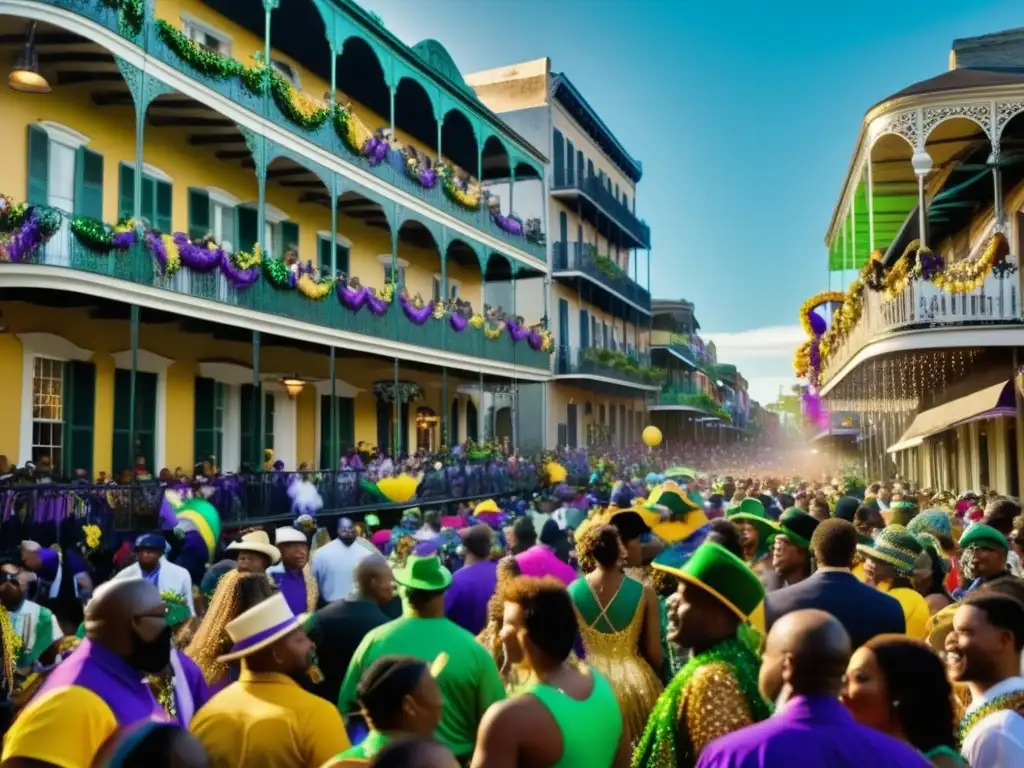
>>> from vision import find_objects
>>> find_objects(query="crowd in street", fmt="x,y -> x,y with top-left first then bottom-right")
0,450 -> 1020,767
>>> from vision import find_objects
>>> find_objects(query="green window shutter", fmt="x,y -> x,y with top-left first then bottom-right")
317,236 -> 331,273
74,148 -> 104,220
263,393 -> 275,451
319,394 -> 331,469
141,175 -> 156,229
155,180 -> 172,233
280,221 -> 299,255
112,369 -> 157,475
240,384 -> 255,469
339,397 -> 354,455
112,368 -> 131,476
236,206 -> 258,254
27,125 -> 49,206
188,188 -> 211,241
193,376 -> 216,466
63,361 -> 96,479
118,163 -> 134,223
449,399 -> 459,445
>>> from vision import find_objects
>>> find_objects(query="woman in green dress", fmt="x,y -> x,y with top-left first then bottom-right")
568,521 -> 663,748
841,635 -> 966,767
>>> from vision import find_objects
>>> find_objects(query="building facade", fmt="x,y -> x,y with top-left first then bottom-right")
647,299 -> 752,444
801,27 -> 1024,494
467,57 -> 657,449
0,0 -> 558,478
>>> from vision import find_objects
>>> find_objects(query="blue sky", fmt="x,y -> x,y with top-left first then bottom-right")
361,0 -> 1023,403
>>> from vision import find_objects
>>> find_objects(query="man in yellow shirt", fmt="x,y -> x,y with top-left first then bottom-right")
190,591 -> 348,767
2,579 -> 174,767
857,524 -> 930,640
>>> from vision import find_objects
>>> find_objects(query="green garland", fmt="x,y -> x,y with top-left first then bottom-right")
99,0 -> 143,38
957,689 -> 1024,746
0,196 -> 28,233
70,216 -> 117,252
632,637 -> 772,768
594,252 -> 627,281
262,257 -> 293,287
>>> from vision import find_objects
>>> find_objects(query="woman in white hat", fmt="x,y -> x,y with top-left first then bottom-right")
189,592 -> 349,767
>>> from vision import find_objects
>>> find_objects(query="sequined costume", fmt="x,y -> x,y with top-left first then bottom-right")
569,576 -> 662,748
632,636 -> 772,768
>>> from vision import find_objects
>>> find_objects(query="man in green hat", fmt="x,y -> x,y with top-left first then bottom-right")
767,509 -> 820,589
956,523 -> 1013,598
337,555 -> 504,764
634,543 -> 772,768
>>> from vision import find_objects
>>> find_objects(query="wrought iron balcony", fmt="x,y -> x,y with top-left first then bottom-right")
552,166 -> 651,249
552,241 -> 652,311
18,239 -> 551,370
821,269 -> 1021,387
647,388 -> 732,421
554,345 -> 661,389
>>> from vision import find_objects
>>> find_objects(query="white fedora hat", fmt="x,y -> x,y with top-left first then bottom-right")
226,531 -> 281,564
218,592 -> 306,662
274,527 -> 307,546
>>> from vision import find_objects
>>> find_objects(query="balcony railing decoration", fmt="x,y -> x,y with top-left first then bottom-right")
581,347 -> 664,385
594,253 -> 628,281
103,0 -> 142,37
0,193 -> 553,354
656,389 -> 732,422
152,18 -> 545,249
808,232 -> 1013,377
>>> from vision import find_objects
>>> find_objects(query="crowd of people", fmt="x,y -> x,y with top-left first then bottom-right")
0,448 -> 1019,767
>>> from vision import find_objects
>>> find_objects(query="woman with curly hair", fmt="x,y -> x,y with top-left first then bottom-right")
567,523 -> 662,748
476,556 -> 524,691
184,570 -> 277,691
842,635 -> 964,766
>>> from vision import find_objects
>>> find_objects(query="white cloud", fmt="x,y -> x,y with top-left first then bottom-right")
699,325 -> 804,405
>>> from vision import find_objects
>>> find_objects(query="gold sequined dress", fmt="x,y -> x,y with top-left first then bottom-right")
568,575 -> 663,748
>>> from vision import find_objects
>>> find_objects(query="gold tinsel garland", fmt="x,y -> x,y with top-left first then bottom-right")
798,232 -> 1009,377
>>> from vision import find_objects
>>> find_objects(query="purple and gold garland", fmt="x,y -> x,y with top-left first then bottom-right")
0,194 -> 553,351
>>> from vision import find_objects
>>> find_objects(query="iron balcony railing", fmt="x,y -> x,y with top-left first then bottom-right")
552,242 -> 652,310
821,269 -> 1022,386
552,166 -> 651,248
0,462 -> 596,535
554,345 -> 660,388
20,239 -> 550,370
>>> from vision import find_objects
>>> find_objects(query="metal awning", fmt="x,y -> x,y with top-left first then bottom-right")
887,380 -> 1015,453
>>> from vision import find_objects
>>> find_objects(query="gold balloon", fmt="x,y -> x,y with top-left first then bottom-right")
642,425 -> 663,448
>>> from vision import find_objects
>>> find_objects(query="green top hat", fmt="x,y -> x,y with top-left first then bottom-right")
646,481 -> 701,519
726,497 -> 775,544
393,555 -> 453,592
176,499 -> 222,557
768,508 -> 820,550
959,523 -> 1009,553
655,542 -> 764,620
857,524 -> 923,576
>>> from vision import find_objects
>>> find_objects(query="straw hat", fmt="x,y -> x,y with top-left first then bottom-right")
218,592 -> 307,662
226,531 -> 281,564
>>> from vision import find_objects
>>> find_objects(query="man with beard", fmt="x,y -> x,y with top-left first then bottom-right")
190,592 -> 348,766
314,517 -> 373,604
948,592 -> 1024,765
1,579 -> 174,767
0,563 -> 62,669
953,524 -> 1014,599
633,543 -> 772,767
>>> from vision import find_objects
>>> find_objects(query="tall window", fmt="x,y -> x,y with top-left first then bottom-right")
264,221 -> 281,257
183,19 -> 231,55
432,277 -> 459,301
264,393 -> 276,451
212,201 -> 235,251
385,264 -> 406,288
271,59 -> 300,87
32,357 -> 64,468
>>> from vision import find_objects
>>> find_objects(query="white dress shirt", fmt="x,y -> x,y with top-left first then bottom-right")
961,675 -> 1024,767
114,557 -> 195,616
312,538 -> 372,602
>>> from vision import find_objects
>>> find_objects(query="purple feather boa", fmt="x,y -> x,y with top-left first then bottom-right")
491,212 -> 524,236
175,233 -> 222,272
399,294 -> 434,324
220,254 -> 260,288
337,283 -> 390,316
449,312 -> 469,332
6,209 -> 45,263
505,319 -> 530,342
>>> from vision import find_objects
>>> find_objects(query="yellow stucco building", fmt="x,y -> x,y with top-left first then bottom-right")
0,0 -> 559,477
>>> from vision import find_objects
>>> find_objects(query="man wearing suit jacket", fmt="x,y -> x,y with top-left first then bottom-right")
765,519 -> 904,649
114,532 -> 195,617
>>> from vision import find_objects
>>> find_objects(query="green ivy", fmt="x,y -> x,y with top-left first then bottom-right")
581,347 -> 665,385
100,0 -> 143,38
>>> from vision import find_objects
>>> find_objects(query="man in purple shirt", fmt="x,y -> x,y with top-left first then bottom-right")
444,525 -> 497,635
697,609 -> 930,768
269,527 -> 317,616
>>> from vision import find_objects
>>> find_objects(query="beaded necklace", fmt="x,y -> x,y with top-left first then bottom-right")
631,636 -> 772,768
956,689 -> 1024,747
148,670 -> 178,722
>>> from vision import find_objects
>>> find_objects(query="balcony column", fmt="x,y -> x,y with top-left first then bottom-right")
393,358 -> 400,457
127,304 -> 139,521
330,174 -> 339,277
508,167 -> 516,218
911,149 -> 933,250
441,368 -> 448,448
989,115 -> 1005,232
328,346 -> 337,470
389,86 -> 396,135
251,331 -> 261,469
866,157 -> 876,252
